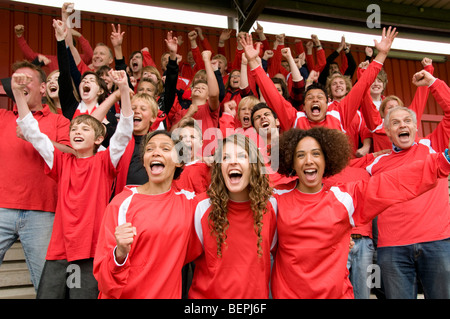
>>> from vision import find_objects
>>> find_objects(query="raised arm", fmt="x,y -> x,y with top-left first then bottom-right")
61,3 -> 82,67
241,33 -> 297,131
409,57 -> 435,126
281,47 -> 303,82
340,27 -> 397,131
202,50 -> 220,112
53,19 -> 79,120
14,25 -> 39,61
12,73 -> 56,168
162,31 -> 180,116
108,70 -> 133,168
110,24 -> 125,62
413,70 -> 450,151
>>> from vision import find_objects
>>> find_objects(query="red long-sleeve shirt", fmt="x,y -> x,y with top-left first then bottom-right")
360,64 -> 435,152
188,193 -> 277,299
272,152 -> 450,298
94,186 -> 197,299
251,60 -> 383,134
364,78 -> 450,247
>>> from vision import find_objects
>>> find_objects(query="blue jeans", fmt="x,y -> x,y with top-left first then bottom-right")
377,238 -> 450,299
0,208 -> 54,290
347,236 -> 375,299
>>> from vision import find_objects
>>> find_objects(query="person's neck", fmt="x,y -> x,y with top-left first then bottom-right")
53,98 -> 61,109
371,93 -> 382,101
75,148 -> 95,159
228,189 -> 250,202
191,97 -> 207,105
82,99 -> 98,112
138,181 -> 172,195
133,71 -> 141,79
29,103 -> 43,113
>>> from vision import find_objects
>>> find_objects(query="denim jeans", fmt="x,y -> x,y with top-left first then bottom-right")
0,208 -> 54,290
347,236 -> 375,299
377,238 -> 450,299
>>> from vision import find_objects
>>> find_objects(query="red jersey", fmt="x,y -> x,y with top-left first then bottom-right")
0,105 -> 70,212
360,64 -> 435,152
173,101 -> 220,156
324,166 -> 372,237
173,160 -> 211,195
94,186 -> 197,299
272,152 -> 450,298
252,60 -> 383,134
365,78 -> 450,246
188,193 -> 277,299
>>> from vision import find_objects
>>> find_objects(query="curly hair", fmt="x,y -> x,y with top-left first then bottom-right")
325,73 -> 352,99
277,127 -> 352,178
206,134 -> 272,258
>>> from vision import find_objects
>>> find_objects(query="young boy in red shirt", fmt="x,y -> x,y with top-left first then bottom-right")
12,66 -> 133,299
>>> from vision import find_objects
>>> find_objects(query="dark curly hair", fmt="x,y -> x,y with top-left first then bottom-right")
206,134 -> 272,258
277,127 -> 352,178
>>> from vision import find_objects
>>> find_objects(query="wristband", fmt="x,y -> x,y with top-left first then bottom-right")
444,149 -> 450,162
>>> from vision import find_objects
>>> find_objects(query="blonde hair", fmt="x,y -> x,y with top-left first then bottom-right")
379,95 -> 404,118
326,73 -> 352,99
142,66 -> 163,96
238,95 -> 260,115
131,93 -> 158,118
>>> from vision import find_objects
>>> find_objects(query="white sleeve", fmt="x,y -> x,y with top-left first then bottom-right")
16,112 -> 55,169
109,111 -> 134,168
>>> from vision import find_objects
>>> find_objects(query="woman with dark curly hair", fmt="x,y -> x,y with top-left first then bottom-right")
271,126 -> 450,298
188,133 -> 278,298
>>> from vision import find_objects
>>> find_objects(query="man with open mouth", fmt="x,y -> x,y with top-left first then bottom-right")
241,27 -> 397,142
364,70 -> 450,299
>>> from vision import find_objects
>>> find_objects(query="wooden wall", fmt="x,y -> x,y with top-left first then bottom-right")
1,1 -> 449,136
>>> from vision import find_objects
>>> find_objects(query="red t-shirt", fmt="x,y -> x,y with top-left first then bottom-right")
44,147 -> 117,261
172,160 -> 211,195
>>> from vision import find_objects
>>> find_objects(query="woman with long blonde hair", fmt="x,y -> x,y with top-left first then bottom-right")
188,133 -> 277,299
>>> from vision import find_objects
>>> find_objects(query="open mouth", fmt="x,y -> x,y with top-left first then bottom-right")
228,169 -> 242,184
311,105 -> 321,115
242,116 -> 250,126
73,137 -> 84,143
133,117 -> 142,124
150,161 -> 165,175
83,85 -> 91,93
304,168 -> 317,182
260,120 -> 270,129
49,85 -> 58,93
398,131 -> 410,142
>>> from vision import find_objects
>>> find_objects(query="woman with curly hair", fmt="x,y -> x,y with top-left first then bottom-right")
188,133 -> 278,298
271,126 -> 450,298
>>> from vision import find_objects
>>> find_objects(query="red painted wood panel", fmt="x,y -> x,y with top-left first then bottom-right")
1,1 -> 449,139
